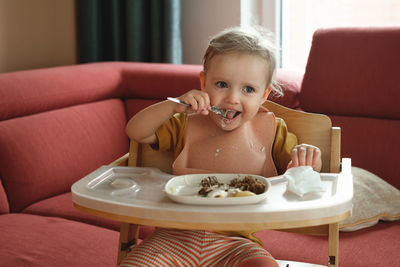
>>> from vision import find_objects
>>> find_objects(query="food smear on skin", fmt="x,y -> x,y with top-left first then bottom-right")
220,118 -> 227,128
215,148 -> 221,157
198,175 -> 266,198
249,141 -> 254,149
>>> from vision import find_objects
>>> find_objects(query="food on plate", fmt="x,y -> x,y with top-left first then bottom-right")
198,175 -> 266,198
233,191 -> 256,197
198,176 -> 223,196
229,176 -> 266,194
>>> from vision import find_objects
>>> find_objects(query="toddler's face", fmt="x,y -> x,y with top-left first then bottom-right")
200,52 -> 272,131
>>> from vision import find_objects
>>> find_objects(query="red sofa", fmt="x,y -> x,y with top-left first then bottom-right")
0,28 -> 399,267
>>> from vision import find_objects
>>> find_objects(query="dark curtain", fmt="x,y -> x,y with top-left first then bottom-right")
76,0 -> 182,64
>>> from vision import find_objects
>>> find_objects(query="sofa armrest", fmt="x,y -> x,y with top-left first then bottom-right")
108,153 -> 129,167
269,69 -> 303,110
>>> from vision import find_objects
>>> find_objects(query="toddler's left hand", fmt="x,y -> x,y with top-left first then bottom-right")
287,144 -> 322,172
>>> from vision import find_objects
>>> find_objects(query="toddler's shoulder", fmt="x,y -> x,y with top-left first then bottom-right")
274,116 -> 289,129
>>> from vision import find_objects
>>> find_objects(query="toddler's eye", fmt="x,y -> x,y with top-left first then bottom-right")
243,86 -> 255,93
216,81 -> 228,88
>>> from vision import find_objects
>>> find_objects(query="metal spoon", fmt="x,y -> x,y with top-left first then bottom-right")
167,97 -> 228,117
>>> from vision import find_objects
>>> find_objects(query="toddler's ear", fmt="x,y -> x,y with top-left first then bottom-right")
261,86 -> 272,103
199,71 -> 206,91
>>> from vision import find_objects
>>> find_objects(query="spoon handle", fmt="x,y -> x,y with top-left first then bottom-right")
167,97 -> 228,117
167,97 -> 190,106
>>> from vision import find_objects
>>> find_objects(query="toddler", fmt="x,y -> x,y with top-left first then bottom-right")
123,26 -> 321,267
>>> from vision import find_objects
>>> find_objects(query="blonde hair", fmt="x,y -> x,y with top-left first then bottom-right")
203,26 -> 282,96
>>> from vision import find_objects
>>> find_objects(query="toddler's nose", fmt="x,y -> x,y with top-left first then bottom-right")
224,89 -> 240,104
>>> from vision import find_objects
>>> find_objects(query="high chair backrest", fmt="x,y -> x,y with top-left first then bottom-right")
128,139 -> 174,173
263,100 -> 340,173
128,100 -> 340,174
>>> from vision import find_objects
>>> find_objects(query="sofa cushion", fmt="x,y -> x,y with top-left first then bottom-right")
0,179 -> 9,214
256,222 -> 400,266
339,167 -> 400,231
0,99 -> 129,212
300,27 -> 400,119
22,191 -> 156,240
0,213 -> 119,266
23,192 -> 121,231
330,115 -> 400,189
0,62 -> 126,121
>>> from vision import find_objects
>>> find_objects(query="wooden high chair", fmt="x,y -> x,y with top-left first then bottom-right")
108,100 -> 346,266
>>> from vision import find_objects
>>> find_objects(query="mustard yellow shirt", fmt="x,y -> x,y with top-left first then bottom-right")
155,113 -> 297,175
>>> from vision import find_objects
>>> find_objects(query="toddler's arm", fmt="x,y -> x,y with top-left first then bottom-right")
287,144 -> 322,172
126,90 -> 210,144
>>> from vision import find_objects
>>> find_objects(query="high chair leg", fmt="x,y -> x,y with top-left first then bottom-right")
328,223 -> 339,267
117,223 -> 139,266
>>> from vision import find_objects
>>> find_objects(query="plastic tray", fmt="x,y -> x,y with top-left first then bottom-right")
72,165 -> 353,226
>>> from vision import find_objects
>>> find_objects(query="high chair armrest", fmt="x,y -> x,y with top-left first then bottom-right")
340,158 -> 352,174
108,153 -> 129,167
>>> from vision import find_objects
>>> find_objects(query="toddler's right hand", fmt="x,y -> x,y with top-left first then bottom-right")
176,90 -> 211,115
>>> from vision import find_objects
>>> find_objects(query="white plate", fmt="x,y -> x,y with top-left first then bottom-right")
165,173 -> 271,205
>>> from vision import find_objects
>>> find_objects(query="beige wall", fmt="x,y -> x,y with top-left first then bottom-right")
0,0 -> 77,73
181,0 -> 241,65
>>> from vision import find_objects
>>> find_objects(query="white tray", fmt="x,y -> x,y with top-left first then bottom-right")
72,164 -> 353,227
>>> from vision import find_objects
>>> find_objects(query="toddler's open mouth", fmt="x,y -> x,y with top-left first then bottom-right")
218,109 -> 240,128
224,109 -> 240,119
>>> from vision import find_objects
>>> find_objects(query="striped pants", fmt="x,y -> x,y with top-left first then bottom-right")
120,228 -> 278,267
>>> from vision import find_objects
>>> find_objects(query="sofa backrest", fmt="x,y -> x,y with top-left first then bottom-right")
0,62 -> 304,213
119,63 -> 302,119
0,63 -> 126,121
121,63 -> 203,119
0,63 -> 130,212
300,27 -> 400,189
